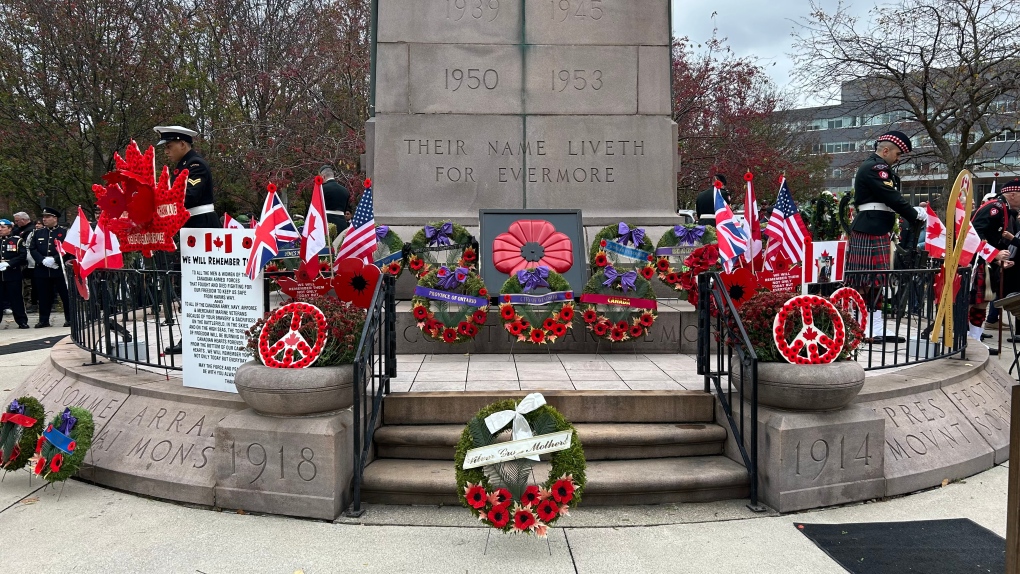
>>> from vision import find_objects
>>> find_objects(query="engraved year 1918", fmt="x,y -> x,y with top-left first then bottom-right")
447,0 -> 499,22
229,441 -> 318,484
551,0 -> 603,22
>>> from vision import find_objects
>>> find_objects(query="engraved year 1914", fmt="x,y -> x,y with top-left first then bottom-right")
793,434 -> 872,480
551,0 -> 603,21
448,0 -> 500,22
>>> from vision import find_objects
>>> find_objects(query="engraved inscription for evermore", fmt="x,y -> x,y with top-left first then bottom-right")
875,399 -> 973,461
792,435 -> 872,480
551,0 -> 603,21
228,441 -> 318,483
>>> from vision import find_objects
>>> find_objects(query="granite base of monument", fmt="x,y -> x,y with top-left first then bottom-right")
214,409 -> 355,521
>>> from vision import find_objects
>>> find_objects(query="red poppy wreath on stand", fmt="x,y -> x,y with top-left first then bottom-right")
589,222 -> 656,279
407,221 -> 475,280
498,266 -> 574,345
412,266 -> 489,344
579,265 -> 658,342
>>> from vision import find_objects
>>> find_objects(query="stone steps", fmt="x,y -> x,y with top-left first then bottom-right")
360,456 -> 750,506
375,423 -> 727,460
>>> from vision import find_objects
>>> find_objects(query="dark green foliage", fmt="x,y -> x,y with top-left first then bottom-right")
0,396 -> 45,472
38,406 -> 94,483
589,223 -> 655,274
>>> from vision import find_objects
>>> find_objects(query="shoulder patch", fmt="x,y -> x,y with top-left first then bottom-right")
189,162 -> 201,167
878,170 -> 889,180
991,208 -> 1000,216
872,163 -> 890,171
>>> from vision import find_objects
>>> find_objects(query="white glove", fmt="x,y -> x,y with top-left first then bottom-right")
0,262 -> 8,271
42,256 -> 57,268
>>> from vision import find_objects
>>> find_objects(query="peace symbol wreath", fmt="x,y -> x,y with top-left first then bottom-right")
412,266 -> 489,344
407,221 -> 475,279
258,302 -> 328,368
772,295 -> 845,364
498,267 -> 575,345
829,287 -> 868,348
455,398 -> 586,537
580,267 -> 658,342
34,407 -> 94,483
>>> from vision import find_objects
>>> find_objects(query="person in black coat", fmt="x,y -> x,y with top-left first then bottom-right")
29,207 -> 71,328
695,174 -> 730,226
0,219 -> 30,328
320,165 -> 350,234
155,125 -> 218,229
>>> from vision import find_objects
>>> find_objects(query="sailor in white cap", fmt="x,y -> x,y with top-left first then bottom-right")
154,125 -> 218,228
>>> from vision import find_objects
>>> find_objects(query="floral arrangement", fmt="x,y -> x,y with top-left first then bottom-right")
244,295 -> 365,366
498,266 -> 574,345
739,291 -> 863,363
580,265 -> 658,342
655,224 -> 717,294
407,221 -> 475,279
0,397 -> 45,472
660,243 -> 720,305
809,191 -> 842,241
412,266 -> 489,344
34,407 -> 93,483
455,397 -> 585,538
589,222 -> 655,277
371,225 -> 405,278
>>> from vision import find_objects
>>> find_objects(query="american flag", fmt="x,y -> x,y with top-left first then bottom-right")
764,178 -> 810,268
714,186 -> 749,272
258,188 -> 299,243
335,183 -> 376,265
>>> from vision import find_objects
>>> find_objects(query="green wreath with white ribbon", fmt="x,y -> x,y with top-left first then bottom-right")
0,396 -> 45,472
412,266 -> 489,344
372,225 -> 405,279
407,221 -> 475,279
655,224 -> 717,292
34,406 -> 94,483
498,266 -> 575,345
455,395 -> 586,537
589,222 -> 656,277
580,266 -> 658,342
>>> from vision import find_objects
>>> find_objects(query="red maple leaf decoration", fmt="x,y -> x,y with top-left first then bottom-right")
927,220 -> 943,240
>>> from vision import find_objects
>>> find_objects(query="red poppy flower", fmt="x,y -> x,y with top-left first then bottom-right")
413,305 -> 428,321
559,305 -> 574,322
594,253 -> 609,267
666,272 -> 680,284
679,272 -> 697,291
522,485 -> 541,507
388,262 -> 401,275
552,478 -> 575,504
479,288 -> 488,297
719,267 -> 758,309
35,456 -> 46,475
409,257 -> 424,271
687,289 -> 699,306
552,323 -> 567,338
462,247 -> 477,262
639,313 -> 655,327
610,327 -> 627,341
442,328 -> 458,343
473,309 -> 488,325
424,318 -> 440,333
582,309 -> 598,324
772,254 -> 793,274
242,237 -> 253,249
489,488 -> 512,508
508,321 -> 525,336
465,323 -> 478,337
500,304 -> 516,321
513,508 -> 537,531
48,452 -> 62,474
629,324 -> 645,339
467,483 -> 489,509
536,499 -> 559,522
593,321 -> 609,336
616,320 -> 629,331
488,506 -> 510,528
531,328 -> 546,344
519,318 -> 530,329
600,239 -> 607,247
656,258 -> 671,272
458,321 -> 472,336
265,262 -> 279,273
542,317 -> 556,331
187,236 -> 196,248
35,435 -> 44,454
640,266 -> 654,280
437,267 -> 448,277
493,220 -> 574,274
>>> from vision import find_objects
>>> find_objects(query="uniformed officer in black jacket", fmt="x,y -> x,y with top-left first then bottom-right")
0,219 -> 30,329
155,125 -> 218,229
695,174 -> 730,226
847,130 -> 925,344
320,165 -> 350,234
29,207 -> 71,328
967,178 -> 1019,341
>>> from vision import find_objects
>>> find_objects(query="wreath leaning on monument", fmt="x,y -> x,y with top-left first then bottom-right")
0,396 -> 45,472
580,266 -> 658,342
412,266 -> 489,344
589,222 -> 656,278
371,225 -> 405,279
407,221 -> 475,279
655,224 -> 717,293
455,395 -> 586,538
34,407 -> 94,483
498,266 -> 575,345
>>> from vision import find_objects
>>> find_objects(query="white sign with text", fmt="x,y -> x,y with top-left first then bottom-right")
462,430 -> 573,469
181,229 -> 263,393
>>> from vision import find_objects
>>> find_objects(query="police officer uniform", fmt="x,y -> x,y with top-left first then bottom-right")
847,130 -> 924,343
0,220 -> 30,328
29,207 -> 71,328
321,166 -> 351,233
154,126 -> 218,229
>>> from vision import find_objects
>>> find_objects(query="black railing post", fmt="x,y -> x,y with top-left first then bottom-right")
385,274 -> 396,383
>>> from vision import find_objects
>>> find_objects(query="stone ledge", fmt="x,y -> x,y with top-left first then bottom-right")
855,345 -> 988,402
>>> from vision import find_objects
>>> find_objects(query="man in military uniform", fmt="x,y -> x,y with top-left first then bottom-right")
12,211 -> 37,313
695,174 -> 730,226
847,130 -> 926,344
971,178 -> 1020,334
0,219 -> 30,329
29,207 -> 71,328
320,165 -> 350,234
155,126 -> 218,229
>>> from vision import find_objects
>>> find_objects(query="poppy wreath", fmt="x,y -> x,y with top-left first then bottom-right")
492,219 -> 574,275
669,244 -> 722,306
371,225 -> 405,279
580,266 -> 658,342
412,266 -> 489,344
655,224 -> 717,292
498,267 -> 574,345
34,406 -> 94,483
772,295 -> 846,364
0,396 -> 45,472
407,221 -> 475,279
257,302 -> 329,368
454,398 -> 586,537
589,222 -> 656,277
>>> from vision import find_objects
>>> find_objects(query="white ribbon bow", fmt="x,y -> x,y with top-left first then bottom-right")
484,393 -> 547,461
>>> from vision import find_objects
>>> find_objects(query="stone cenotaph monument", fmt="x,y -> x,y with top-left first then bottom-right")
366,0 -> 678,225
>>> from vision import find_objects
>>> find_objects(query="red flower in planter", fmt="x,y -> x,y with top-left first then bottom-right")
492,220 -> 573,274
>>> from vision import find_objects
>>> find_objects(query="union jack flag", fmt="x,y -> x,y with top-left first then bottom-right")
715,186 -> 749,272
764,178 -> 810,269
245,218 -> 279,281
258,189 -> 299,243
335,183 -> 376,266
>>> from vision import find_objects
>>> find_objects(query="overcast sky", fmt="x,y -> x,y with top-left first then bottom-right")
670,0 -> 868,106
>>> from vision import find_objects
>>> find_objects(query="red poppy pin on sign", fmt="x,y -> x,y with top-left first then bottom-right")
333,257 -> 381,309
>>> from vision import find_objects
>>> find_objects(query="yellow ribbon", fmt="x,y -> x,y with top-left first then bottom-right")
930,170 -> 974,347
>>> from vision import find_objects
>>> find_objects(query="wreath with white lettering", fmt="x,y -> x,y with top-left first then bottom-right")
655,224 -> 717,292
589,222 -> 656,279
0,396 -> 45,472
498,267 -> 574,345
580,266 -> 658,342
773,295 -> 846,364
372,225 -> 405,278
407,221 -> 475,279
34,407 -> 94,483
455,396 -> 586,537
258,302 -> 328,368
412,266 -> 489,344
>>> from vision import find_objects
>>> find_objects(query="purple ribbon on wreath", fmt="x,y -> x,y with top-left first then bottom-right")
516,266 -> 550,292
425,222 -> 453,246
375,225 -> 389,241
8,399 -> 24,415
603,266 -> 637,293
57,408 -> 77,434
437,266 -> 470,290
617,222 -> 646,247
674,225 -> 705,245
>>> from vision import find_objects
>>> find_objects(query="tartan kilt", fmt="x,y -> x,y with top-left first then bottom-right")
846,231 -> 891,287
971,260 -> 990,305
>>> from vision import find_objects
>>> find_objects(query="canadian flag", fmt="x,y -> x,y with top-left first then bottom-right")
299,176 -> 329,280
80,219 -> 123,277
955,199 -> 982,266
976,240 -> 1001,264
61,206 -> 93,260
223,213 -> 245,230
925,205 -> 946,259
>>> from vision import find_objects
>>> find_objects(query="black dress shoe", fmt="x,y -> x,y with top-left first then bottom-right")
18,324 -> 30,329
164,343 -> 183,354
989,348 -> 999,356
34,322 -> 50,328
981,333 -> 993,340
62,321 -> 71,327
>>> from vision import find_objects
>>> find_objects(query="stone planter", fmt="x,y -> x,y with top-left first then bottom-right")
739,360 -> 866,411
233,361 -> 354,417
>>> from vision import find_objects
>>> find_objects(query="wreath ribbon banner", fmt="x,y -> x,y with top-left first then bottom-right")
42,427 -> 76,454
579,293 -> 658,310
505,291 -> 573,305
463,430 -> 573,469
603,240 -> 653,261
0,413 -> 36,427
413,286 -> 488,308
374,251 -> 402,268
655,246 -> 698,257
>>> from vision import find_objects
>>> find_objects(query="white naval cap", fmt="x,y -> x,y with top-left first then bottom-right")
154,125 -> 198,145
